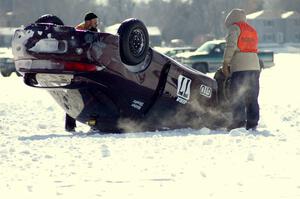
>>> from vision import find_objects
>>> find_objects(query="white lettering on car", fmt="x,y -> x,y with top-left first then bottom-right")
177,75 -> 191,104
200,84 -> 212,98
131,100 -> 144,110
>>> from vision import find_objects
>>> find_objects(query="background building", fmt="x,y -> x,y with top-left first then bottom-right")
247,10 -> 300,44
0,0 -> 13,26
282,11 -> 300,43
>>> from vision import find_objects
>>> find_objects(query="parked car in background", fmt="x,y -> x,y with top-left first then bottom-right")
175,40 -> 274,73
153,46 -> 197,59
170,39 -> 186,47
105,24 -> 163,47
0,27 -> 18,77
0,48 -> 17,77
164,47 -> 197,58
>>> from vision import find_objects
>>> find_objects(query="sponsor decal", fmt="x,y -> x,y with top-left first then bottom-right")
200,84 -> 212,98
131,100 -> 144,110
177,75 -> 191,104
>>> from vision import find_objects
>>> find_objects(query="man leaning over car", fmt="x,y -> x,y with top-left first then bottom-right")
64,12 -> 100,132
75,12 -> 99,32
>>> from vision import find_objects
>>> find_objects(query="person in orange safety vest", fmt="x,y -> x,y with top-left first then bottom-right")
221,8 -> 260,131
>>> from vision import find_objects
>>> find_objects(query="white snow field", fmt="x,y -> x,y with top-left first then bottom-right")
0,53 -> 300,199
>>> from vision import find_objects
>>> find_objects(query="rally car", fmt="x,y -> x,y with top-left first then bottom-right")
12,16 -> 229,132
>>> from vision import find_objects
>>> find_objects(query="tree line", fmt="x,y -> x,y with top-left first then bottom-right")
1,0 -> 300,45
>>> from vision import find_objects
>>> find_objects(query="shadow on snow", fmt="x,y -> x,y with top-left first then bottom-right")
18,127 -> 274,141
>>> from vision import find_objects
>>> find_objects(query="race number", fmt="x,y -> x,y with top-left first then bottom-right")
177,75 -> 191,104
199,84 -> 212,98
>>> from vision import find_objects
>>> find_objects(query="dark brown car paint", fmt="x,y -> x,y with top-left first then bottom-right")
12,24 -> 225,132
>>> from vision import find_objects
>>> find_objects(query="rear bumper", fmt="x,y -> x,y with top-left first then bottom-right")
23,73 -> 78,89
15,58 -> 107,90
22,72 -> 105,90
15,59 -> 64,73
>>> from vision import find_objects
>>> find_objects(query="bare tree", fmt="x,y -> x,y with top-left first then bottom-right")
6,0 -> 299,45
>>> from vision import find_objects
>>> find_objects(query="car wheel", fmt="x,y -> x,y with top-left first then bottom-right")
0,68 -> 12,77
118,18 -> 149,65
35,14 -> 64,25
16,71 -> 22,77
259,59 -> 264,70
192,63 -> 208,73
223,78 -> 231,101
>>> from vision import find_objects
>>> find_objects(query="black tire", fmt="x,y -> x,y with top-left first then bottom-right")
192,63 -> 208,73
118,18 -> 149,65
223,78 -> 231,101
16,71 -> 22,77
213,68 -> 231,112
0,68 -> 12,77
35,14 -> 64,25
259,59 -> 264,70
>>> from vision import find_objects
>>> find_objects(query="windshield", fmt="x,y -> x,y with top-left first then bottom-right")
196,42 -> 215,53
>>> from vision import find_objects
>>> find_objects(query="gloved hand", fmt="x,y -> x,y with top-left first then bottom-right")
222,64 -> 230,77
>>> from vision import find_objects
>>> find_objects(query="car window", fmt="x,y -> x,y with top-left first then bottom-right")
219,43 -> 225,52
166,50 -> 176,57
196,42 -> 215,53
213,43 -> 226,54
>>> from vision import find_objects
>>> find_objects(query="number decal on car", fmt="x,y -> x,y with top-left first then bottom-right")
177,75 -> 191,104
131,100 -> 144,110
200,84 -> 212,98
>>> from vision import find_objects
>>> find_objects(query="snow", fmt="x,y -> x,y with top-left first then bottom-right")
281,11 -> 295,19
1,53 -> 300,198
247,10 -> 264,20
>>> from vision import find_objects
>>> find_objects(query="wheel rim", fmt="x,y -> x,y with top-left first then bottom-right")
129,29 -> 146,57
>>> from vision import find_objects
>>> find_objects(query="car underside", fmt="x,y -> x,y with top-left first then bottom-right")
12,17 -> 230,133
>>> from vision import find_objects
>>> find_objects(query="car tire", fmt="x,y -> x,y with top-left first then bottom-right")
16,71 -> 22,77
259,59 -> 264,70
192,63 -> 208,73
35,14 -> 64,25
0,68 -> 12,77
118,18 -> 149,65
223,78 -> 231,101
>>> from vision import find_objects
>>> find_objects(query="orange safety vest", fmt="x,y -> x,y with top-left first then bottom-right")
75,22 -> 86,30
234,22 -> 258,53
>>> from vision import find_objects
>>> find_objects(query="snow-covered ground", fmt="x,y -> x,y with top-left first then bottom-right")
0,53 -> 300,199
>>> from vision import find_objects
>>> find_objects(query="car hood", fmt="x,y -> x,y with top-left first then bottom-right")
175,51 -> 208,59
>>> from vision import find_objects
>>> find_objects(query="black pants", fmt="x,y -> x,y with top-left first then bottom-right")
65,114 -> 76,131
229,71 -> 260,129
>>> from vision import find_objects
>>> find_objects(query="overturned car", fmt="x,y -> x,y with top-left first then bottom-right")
12,17 -> 230,133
